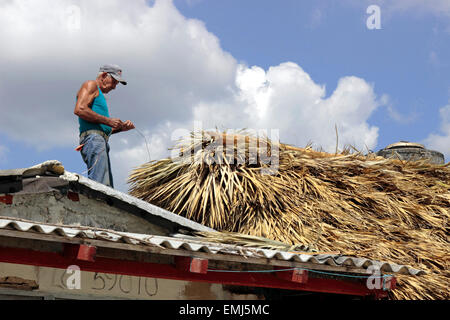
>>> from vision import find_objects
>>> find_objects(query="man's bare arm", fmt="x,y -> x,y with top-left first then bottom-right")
74,81 -> 122,129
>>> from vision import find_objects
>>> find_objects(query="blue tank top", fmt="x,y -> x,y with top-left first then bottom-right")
78,86 -> 112,135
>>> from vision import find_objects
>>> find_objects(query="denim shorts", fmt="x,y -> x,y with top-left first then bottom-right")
79,133 -> 114,188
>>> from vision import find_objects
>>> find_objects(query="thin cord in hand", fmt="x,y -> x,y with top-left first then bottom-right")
135,127 -> 151,163
81,126 -> 151,177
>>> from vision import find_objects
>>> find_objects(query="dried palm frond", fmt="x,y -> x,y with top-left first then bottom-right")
128,130 -> 450,300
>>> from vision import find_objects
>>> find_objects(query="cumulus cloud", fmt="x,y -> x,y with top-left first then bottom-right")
113,61 -> 383,190
0,0 -> 236,148
423,103 -> 450,162
0,0 -> 384,191
193,63 -> 380,152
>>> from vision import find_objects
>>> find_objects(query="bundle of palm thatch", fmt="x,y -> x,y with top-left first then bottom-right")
128,131 -> 450,300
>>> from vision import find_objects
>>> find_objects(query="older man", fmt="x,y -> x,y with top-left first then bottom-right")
74,64 -> 135,188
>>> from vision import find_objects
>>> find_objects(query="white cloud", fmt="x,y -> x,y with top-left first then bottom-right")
0,0 -> 384,191
0,0 -> 236,148
193,63 -> 380,152
423,103 -> 450,162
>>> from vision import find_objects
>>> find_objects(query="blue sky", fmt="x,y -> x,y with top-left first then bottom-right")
0,0 -> 449,192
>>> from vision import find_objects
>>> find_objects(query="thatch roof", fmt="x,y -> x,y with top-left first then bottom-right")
128,131 -> 450,300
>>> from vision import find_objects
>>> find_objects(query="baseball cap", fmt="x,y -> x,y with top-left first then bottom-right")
99,64 -> 127,85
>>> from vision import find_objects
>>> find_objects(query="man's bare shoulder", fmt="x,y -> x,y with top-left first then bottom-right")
80,80 -> 98,93
76,80 -> 99,102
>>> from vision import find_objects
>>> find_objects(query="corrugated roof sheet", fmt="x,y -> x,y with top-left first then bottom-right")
0,161 -> 214,233
0,217 -> 425,276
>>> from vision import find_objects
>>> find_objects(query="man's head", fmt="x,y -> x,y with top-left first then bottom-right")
97,64 -> 127,93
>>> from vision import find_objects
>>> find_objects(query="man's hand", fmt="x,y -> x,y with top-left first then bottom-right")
110,119 -> 134,134
108,117 -> 124,130
121,120 -> 135,132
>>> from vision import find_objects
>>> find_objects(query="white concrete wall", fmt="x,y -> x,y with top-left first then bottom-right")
0,262 -> 262,300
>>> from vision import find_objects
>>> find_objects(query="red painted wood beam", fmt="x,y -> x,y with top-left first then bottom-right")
274,267 -> 308,284
175,256 -> 208,274
0,246 -> 390,298
63,244 -> 96,262
0,195 -> 13,205
384,276 -> 396,290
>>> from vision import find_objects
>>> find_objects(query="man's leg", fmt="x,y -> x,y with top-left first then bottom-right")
80,134 -> 112,187
106,141 -> 114,188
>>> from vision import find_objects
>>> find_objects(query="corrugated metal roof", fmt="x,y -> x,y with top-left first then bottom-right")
0,217 -> 425,276
0,161 -> 214,233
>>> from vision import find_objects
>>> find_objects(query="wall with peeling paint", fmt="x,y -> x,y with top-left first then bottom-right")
0,191 -> 167,235
0,262 -> 263,300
